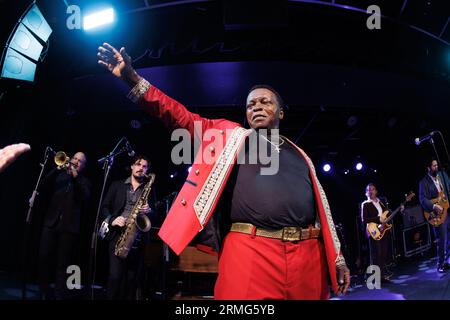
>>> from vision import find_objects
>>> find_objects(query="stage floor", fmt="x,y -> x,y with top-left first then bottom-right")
1,254 -> 450,300
333,255 -> 450,300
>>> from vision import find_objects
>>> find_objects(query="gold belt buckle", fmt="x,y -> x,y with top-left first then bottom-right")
282,227 -> 301,241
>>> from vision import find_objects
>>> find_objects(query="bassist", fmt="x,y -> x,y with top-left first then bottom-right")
361,183 -> 403,281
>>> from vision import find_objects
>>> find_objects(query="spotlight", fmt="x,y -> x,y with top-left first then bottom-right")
83,8 -> 115,30
170,171 -> 178,179
355,162 -> 363,171
322,163 -> 332,173
1,2 -> 52,82
187,166 -> 192,173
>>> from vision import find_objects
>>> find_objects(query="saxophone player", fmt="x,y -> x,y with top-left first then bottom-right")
101,155 -> 154,300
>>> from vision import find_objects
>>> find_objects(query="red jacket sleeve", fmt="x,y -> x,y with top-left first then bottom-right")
138,85 -> 215,140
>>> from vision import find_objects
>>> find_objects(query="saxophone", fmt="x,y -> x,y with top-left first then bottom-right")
115,173 -> 156,259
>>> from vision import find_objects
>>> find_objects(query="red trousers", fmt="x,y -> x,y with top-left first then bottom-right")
214,231 -> 330,300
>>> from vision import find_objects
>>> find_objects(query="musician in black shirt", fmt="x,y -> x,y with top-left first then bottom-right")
101,155 -> 153,300
38,152 -> 91,299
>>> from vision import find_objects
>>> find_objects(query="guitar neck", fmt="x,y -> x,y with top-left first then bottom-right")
384,202 -> 405,224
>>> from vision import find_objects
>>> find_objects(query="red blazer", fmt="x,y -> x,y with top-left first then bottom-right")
136,83 -> 344,293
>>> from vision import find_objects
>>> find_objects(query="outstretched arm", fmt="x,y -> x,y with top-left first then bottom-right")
97,43 -> 210,136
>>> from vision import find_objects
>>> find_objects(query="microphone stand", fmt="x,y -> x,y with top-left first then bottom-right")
22,146 -> 54,300
88,138 -> 128,300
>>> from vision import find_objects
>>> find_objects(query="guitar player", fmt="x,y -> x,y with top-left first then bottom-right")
419,158 -> 450,273
361,183 -> 404,282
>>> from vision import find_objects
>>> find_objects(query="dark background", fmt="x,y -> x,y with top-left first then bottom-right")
0,0 -> 449,291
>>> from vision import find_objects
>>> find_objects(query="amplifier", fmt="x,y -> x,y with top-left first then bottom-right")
402,222 -> 431,257
402,205 -> 425,228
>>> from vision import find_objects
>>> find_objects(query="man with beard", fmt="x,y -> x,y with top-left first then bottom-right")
419,158 -> 450,273
101,155 -> 154,299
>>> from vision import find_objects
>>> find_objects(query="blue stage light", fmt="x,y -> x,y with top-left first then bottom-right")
83,8 -> 115,30
355,162 -> 363,171
21,4 -> 52,42
9,24 -> 43,61
323,163 -> 332,173
1,48 -> 37,82
0,2 -> 52,82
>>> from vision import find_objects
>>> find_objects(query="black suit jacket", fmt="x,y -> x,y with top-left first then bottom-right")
419,172 -> 450,212
101,178 -> 155,241
361,199 -> 388,225
43,171 -> 91,234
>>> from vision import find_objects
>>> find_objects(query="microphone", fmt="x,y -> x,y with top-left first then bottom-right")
46,146 -> 56,155
415,131 -> 437,146
125,139 -> 135,157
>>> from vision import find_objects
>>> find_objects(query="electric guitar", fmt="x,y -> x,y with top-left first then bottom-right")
366,192 -> 415,241
423,190 -> 449,227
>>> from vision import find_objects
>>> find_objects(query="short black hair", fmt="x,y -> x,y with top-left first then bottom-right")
248,84 -> 285,110
366,183 -> 377,190
131,155 -> 151,167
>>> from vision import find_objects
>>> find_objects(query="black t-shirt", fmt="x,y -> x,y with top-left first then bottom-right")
227,133 -> 317,230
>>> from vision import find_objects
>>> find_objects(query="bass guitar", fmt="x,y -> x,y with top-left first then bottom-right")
366,192 -> 415,240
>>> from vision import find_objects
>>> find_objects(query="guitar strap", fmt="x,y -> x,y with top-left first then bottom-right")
435,175 -> 448,199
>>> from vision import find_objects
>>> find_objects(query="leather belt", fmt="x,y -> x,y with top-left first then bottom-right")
230,222 -> 321,242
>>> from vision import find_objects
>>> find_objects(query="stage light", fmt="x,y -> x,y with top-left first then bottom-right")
187,166 -> 192,173
322,163 -> 332,173
9,24 -> 43,61
21,4 -> 52,42
355,162 -> 363,171
1,48 -> 37,82
1,2 -> 52,82
83,8 -> 115,30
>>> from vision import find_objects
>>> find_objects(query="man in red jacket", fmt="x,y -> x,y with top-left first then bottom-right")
97,43 -> 350,299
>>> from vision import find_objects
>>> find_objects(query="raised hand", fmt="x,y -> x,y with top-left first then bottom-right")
97,43 -> 140,86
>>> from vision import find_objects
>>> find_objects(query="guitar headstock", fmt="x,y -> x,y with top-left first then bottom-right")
404,192 -> 415,202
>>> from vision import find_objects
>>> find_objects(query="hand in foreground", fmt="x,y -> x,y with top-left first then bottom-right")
0,143 -> 31,173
